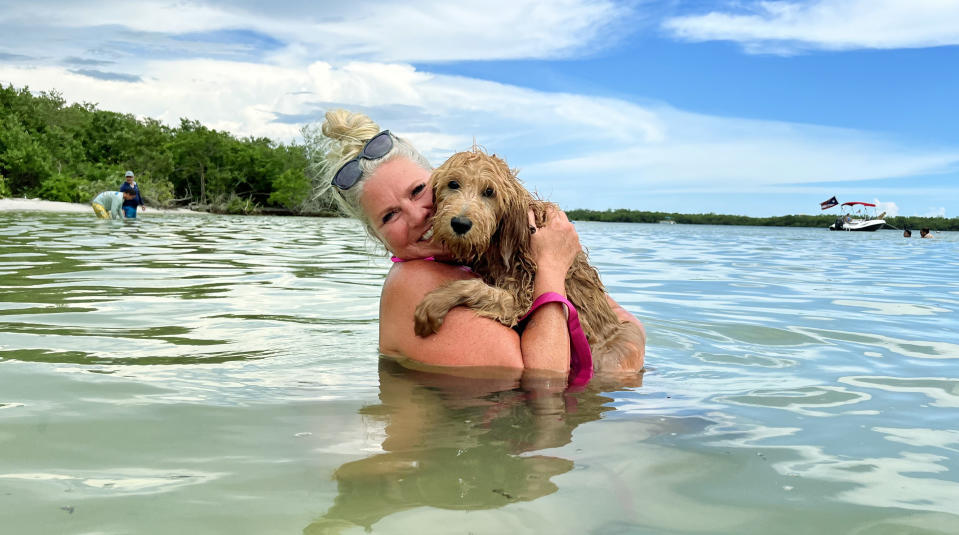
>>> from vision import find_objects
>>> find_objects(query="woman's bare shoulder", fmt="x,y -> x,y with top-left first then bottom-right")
383,260 -> 474,299
378,260 -> 523,369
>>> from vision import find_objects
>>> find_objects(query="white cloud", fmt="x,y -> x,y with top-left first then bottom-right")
872,199 -> 899,218
663,0 -> 959,53
300,0 -> 634,62
922,207 -> 947,218
0,0 -> 634,64
7,1 -> 246,33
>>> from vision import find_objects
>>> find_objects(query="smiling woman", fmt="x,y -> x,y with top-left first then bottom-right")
316,109 -> 644,383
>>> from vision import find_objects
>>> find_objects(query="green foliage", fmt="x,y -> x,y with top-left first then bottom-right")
210,193 -> 259,215
0,173 -> 11,198
37,174 -> 85,203
268,168 -> 312,210
0,84 -> 322,214
134,172 -> 175,207
0,113 -> 54,194
886,216 -> 955,231
74,163 -> 127,202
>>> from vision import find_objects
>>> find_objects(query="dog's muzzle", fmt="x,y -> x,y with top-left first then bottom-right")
450,216 -> 473,235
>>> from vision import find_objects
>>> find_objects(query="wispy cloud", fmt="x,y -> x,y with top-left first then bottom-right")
0,0 -> 636,65
62,56 -> 115,66
0,51 -> 33,62
663,0 -> 959,54
872,199 -> 899,218
69,68 -> 141,82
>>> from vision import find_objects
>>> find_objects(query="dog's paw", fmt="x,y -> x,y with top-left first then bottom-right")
414,300 -> 449,337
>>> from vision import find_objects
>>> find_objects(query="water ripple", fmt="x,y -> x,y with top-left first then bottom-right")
2,216 -> 958,532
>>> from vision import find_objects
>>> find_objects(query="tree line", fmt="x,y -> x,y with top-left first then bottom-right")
0,84 -> 336,215
3,84 -> 954,228
565,209 -> 959,231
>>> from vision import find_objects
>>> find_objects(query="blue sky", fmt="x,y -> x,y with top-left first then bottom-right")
1,0 -> 957,217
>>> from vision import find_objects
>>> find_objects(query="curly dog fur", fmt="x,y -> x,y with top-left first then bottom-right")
413,149 -> 644,373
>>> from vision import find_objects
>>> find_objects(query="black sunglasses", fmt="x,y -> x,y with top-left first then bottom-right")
331,130 -> 394,190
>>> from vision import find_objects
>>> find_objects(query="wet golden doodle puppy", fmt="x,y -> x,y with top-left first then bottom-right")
413,148 -> 645,373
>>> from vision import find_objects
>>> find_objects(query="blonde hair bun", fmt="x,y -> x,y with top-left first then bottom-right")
321,109 -> 382,161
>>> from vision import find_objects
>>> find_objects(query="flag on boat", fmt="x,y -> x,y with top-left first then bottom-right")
820,196 -> 838,210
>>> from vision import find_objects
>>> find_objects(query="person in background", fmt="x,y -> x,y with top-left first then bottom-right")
920,228 -> 935,238
903,229 -> 912,237
119,170 -> 145,218
92,190 -> 137,219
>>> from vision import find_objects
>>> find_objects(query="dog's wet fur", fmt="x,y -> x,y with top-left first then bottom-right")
413,149 -> 644,373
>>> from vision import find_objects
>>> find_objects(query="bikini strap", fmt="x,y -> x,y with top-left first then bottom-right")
390,256 -> 471,272
518,292 -> 593,389
391,256 -> 435,262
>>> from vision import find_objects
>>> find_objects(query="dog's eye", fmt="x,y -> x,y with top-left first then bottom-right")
483,187 -> 494,198
448,180 -> 460,190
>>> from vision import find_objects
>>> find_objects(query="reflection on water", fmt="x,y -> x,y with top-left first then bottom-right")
1,213 -> 958,533
306,359 -> 616,533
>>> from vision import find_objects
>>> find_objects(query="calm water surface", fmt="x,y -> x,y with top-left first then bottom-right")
1,212 -> 957,534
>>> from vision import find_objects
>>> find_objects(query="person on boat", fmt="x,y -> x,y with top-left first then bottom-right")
903,229 -> 912,238
91,190 -> 137,219
317,109 -> 645,382
119,170 -> 145,218
920,228 -> 935,238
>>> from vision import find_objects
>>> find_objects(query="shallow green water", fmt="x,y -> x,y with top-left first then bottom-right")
1,212 -> 957,534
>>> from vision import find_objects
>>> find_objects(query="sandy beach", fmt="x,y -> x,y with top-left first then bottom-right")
0,197 -> 198,214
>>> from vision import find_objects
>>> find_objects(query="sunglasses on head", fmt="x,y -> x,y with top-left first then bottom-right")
331,130 -> 394,190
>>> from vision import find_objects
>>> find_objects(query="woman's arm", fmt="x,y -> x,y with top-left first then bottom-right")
378,207 -> 586,378
379,260 -> 526,372
519,207 -> 581,374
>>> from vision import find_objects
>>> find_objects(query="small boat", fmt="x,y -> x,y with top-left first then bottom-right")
659,216 -> 676,224
828,202 -> 886,232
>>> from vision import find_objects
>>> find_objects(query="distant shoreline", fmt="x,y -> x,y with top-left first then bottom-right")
565,208 -> 957,231
2,198 -> 953,230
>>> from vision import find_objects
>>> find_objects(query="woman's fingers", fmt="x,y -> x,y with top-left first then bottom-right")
529,205 -> 581,274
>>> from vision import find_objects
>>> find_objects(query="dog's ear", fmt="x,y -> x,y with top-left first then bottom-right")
494,173 -> 533,269
429,165 -> 444,201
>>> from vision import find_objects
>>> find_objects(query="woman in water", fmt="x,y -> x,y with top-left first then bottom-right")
318,109 -> 644,381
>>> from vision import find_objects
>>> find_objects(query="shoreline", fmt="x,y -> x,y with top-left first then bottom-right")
0,197 -> 199,214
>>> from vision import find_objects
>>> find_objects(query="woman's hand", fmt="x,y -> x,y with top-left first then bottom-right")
521,206 -> 581,374
529,206 -> 581,277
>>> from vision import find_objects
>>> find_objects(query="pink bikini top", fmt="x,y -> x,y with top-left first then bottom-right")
517,292 -> 593,389
391,256 -> 471,272
391,256 -> 593,389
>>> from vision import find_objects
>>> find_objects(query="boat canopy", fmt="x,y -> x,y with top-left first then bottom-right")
841,202 -> 876,207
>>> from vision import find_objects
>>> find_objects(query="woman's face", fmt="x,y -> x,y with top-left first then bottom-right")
360,157 -> 445,260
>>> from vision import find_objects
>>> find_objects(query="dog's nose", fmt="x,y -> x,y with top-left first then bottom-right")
450,216 -> 472,235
